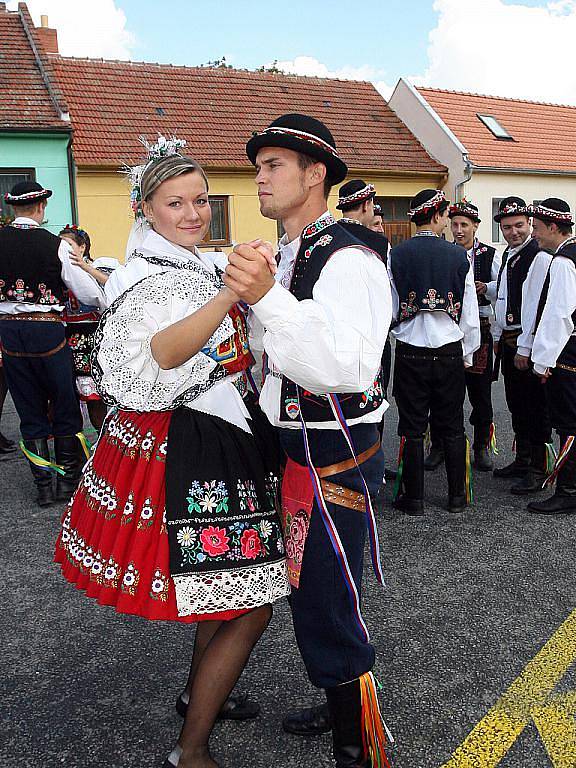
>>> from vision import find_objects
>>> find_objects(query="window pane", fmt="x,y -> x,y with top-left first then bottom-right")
207,197 -> 229,243
478,114 -> 513,140
375,196 -> 411,222
0,171 -> 34,221
492,198 -> 503,243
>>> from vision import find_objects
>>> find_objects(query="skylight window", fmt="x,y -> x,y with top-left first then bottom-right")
477,114 -> 513,140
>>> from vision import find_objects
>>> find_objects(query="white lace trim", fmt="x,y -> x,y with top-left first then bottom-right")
173,560 -> 290,616
93,269 -> 234,411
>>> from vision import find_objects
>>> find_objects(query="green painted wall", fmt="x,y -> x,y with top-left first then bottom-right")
0,132 -> 73,234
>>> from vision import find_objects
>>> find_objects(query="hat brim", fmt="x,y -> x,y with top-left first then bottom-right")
246,133 -> 348,184
493,209 -> 529,223
8,189 -> 52,205
336,191 -> 376,211
449,211 -> 481,223
531,212 -> 575,227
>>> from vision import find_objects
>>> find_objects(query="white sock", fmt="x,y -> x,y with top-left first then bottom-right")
166,745 -> 182,767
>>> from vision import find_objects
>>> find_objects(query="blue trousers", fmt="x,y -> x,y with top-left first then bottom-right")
0,320 -> 82,440
279,423 -> 384,689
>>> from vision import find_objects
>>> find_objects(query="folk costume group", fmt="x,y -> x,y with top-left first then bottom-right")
1,111 -> 576,768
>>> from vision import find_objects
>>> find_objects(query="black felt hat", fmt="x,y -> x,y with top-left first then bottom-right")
4,181 -> 52,206
529,197 -> 574,227
246,113 -> 348,184
449,199 -> 481,223
336,179 -> 376,210
493,196 -> 529,222
408,189 -> 449,220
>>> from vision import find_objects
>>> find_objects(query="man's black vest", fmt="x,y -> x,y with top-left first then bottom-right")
337,218 -> 389,265
472,240 -> 496,308
278,216 -> 386,425
0,225 -> 66,306
535,239 -> 576,366
496,237 -> 539,326
390,234 -> 469,324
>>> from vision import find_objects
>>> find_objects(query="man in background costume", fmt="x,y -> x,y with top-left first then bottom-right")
425,200 -> 501,471
0,182 -> 105,506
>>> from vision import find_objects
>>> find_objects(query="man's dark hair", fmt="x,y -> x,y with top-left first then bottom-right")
557,223 -> 573,236
297,153 -> 332,199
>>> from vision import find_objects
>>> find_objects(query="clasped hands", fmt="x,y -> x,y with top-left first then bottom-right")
224,240 -> 277,305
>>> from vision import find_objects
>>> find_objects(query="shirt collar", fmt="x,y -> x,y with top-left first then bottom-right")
507,235 -> 532,257
13,216 -> 39,227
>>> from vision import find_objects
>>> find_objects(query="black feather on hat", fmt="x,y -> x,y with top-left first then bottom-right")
4,181 -> 52,206
336,179 -> 376,210
493,196 -> 529,222
529,197 -> 574,227
246,113 -> 348,184
449,198 -> 481,223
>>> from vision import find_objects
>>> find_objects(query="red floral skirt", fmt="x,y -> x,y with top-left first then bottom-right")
54,409 -> 247,622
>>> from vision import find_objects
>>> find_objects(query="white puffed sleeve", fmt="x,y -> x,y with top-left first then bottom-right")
93,270 -> 234,411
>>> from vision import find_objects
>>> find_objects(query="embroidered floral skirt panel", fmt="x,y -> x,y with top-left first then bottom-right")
55,407 -> 289,622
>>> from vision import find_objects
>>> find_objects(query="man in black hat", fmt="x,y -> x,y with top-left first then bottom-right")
389,189 -> 480,515
515,199 -> 576,515
371,204 -> 385,233
224,113 -> 393,767
0,181 -> 105,506
491,196 -> 552,493
425,200 -> 501,472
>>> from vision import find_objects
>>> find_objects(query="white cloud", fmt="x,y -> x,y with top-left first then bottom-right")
8,0 -> 135,59
412,0 -> 576,104
271,56 -> 394,99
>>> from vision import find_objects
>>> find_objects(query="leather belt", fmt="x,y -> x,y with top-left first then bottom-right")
0,312 -> 62,322
320,480 -> 366,512
316,440 -> 381,479
557,363 -> 576,373
2,339 -> 67,358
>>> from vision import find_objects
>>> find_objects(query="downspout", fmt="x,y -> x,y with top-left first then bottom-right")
454,154 -> 473,202
67,136 -> 78,225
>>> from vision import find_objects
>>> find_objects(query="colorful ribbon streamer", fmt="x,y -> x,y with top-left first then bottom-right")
359,671 -> 393,768
465,436 -> 474,503
392,436 -> 406,501
19,441 -> 65,475
489,422 -> 499,455
543,436 -> 574,487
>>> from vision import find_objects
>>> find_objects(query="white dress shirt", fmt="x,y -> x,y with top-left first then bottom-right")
493,236 -> 549,342
469,241 -> 502,318
388,235 -> 480,367
0,217 -> 106,314
516,250 -> 554,356
250,213 -> 392,429
529,240 -> 576,375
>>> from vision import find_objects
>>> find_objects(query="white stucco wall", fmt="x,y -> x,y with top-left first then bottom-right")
388,78 -> 467,200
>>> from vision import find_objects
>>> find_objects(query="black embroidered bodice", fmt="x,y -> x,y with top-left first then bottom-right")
471,239 -> 496,308
390,234 -> 469,324
278,214 -> 386,425
0,225 -> 66,306
337,218 -> 390,265
496,237 -> 539,326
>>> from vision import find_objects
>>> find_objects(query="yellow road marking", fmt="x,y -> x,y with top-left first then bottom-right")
441,608 -> 576,768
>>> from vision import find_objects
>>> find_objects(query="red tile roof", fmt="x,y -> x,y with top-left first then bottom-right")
50,56 -> 445,173
0,5 -> 69,130
418,86 -> 576,173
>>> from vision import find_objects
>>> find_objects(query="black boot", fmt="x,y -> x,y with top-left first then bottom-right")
325,680 -> 368,767
473,426 -> 493,472
23,438 -> 54,507
493,436 -> 530,478
510,445 -> 547,495
0,430 -> 16,455
54,435 -> 82,502
394,437 -> 424,515
528,435 -> 576,515
444,434 -> 467,513
424,442 -> 444,471
282,702 -> 332,736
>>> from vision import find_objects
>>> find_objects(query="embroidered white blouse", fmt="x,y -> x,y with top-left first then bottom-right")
250,212 -> 393,430
97,230 -> 251,432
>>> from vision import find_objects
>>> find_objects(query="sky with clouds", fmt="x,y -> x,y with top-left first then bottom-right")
9,0 -> 576,104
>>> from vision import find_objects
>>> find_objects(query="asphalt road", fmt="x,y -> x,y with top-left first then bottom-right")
1,378 -> 574,768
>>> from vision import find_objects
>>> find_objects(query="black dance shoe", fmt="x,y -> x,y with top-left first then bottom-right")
447,495 -> 466,514
176,691 -> 260,721
282,702 -> 332,736
527,494 -> 576,515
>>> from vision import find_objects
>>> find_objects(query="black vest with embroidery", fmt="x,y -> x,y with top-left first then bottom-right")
0,225 -> 66,306
390,234 -> 469,324
337,219 -> 390,265
534,240 -> 576,367
472,240 -> 496,307
278,217 -> 386,425
496,237 -> 539,326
